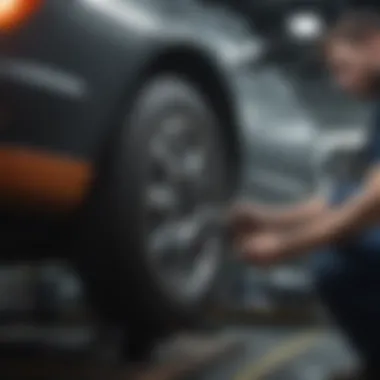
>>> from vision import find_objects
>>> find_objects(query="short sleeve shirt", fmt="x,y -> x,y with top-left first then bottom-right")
330,106 -> 380,250
330,106 -> 380,205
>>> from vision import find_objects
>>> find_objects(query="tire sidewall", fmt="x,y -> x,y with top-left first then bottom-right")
76,74 -> 230,331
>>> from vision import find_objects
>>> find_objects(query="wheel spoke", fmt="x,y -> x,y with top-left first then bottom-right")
148,206 -> 220,267
181,148 -> 207,182
150,136 -> 181,180
145,183 -> 179,214
148,222 -> 179,262
143,109 -> 224,301
184,206 -> 221,253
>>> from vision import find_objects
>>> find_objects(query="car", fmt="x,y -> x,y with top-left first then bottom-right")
0,0 -> 368,358
0,0 -> 258,358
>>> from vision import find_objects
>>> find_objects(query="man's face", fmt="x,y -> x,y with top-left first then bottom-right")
327,37 -> 380,98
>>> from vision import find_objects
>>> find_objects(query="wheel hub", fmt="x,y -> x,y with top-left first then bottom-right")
143,112 -> 223,302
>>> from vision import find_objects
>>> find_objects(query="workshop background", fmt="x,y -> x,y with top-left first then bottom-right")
0,0 -> 370,323
0,0 -> 378,379
0,0 -> 369,343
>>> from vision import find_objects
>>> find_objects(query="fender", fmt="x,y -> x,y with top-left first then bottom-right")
0,0 -> 252,207
70,0 -> 243,167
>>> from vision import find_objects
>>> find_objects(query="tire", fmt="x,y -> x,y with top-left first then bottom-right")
74,75 -> 231,337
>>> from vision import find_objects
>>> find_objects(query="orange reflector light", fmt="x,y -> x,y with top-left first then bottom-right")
0,0 -> 42,31
0,147 -> 94,211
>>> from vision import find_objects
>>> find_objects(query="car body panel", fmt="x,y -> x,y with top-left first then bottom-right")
239,66 -> 371,203
0,147 -> 92,211
237,67 -> 319,202
0,0 -> 258,208
0,0 -> 256,156
0,0 -> 160,159
0,0 -> 369,212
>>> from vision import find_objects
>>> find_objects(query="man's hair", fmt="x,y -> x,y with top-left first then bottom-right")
324,9 -> 380,51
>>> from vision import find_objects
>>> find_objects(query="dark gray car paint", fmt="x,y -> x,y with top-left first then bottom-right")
0,0 -> 256,161
0,0 -> 369,205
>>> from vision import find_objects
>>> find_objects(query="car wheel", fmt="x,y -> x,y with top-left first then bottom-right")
74,75 -> 231,339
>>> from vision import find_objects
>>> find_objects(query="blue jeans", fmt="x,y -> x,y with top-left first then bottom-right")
312,230 -> 380,365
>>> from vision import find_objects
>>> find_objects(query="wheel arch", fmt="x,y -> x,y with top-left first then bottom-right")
138,45 -> 242,193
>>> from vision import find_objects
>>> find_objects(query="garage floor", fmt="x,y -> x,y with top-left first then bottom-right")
0,326 -> 356,380
0,264 -> 356,380
192,327 -> 355,380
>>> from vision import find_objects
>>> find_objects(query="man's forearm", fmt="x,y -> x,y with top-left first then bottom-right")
280,186 -> 380,256
253,197 -> 327,230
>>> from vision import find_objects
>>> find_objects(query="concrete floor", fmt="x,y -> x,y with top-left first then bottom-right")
196,327 -> 356,380
0,325 -> 356,380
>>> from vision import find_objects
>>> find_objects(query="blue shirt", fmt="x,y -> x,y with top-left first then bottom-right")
330,107 -> 380,250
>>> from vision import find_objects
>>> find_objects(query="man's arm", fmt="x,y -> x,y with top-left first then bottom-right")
278,165 -> 380,256
230,196 -> 327,231
255,197 -> 327,228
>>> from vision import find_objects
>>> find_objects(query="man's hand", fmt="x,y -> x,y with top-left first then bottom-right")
227,203 -> 261,238
234,165 -> 380,262
238,232 -> 286,267
227,197 -> 327,239
228,204 -> 284,267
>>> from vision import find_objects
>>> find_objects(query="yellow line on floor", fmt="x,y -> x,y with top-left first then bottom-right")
234,330 -> 321,380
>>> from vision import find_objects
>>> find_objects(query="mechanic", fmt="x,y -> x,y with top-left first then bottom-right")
229,9 -> 380,380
